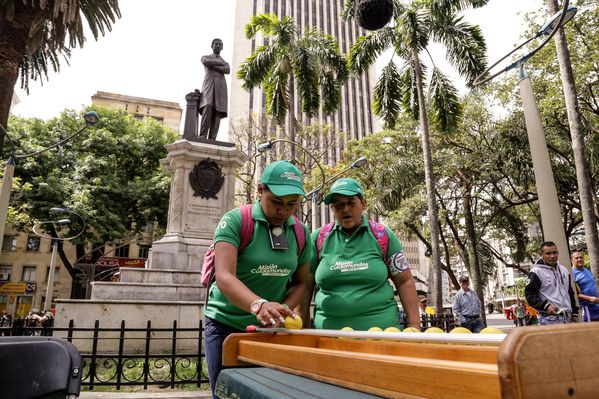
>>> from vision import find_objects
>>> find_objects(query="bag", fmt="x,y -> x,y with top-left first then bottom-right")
315,220 -> 389,263
201,204 -> 307,287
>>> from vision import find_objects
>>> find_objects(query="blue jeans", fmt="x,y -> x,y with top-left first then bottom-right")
539,313 -> 569,325
461,317 -> 485,333
204,316 -> 243,398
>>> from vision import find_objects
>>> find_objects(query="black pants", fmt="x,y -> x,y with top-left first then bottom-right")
199,105 -> 222,140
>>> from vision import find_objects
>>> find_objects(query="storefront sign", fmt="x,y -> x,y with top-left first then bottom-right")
0,282 -> 27,293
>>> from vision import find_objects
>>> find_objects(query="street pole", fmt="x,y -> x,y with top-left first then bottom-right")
44,239 -> 59,311
519,69 -> 570,266
311,192 -> 318,232
0,157 -> 14,251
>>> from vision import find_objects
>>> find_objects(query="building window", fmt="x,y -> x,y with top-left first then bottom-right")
2,235 -> 17,251
138,245 -> 150,259
115,244 -> 130,258
0,265 -> 10,281
22,266 -> 37,282
26,236 -> 41,252
133,114 -> 144,121
45,266 -> 60,283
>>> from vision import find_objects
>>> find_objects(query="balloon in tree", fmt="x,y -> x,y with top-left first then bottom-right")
356,0 -> 394,31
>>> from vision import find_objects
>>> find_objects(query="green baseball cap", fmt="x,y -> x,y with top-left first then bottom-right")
261,161 -> 305,197
323,177 -> 364,205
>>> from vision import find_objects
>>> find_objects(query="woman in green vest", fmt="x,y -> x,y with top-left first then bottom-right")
301,177 -> 420,331
204,161 -> 313,398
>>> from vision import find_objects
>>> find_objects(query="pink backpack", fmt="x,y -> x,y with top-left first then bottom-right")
201,204 -> 306,287
315,220 -> 389,263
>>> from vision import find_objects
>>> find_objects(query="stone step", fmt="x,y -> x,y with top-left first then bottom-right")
90,281 -> 207,302
120,267 -> 202,285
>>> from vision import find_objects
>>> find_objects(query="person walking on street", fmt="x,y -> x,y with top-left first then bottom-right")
453,275 -> 484,333
571,250 -> 599,322
525,241 -> 579,325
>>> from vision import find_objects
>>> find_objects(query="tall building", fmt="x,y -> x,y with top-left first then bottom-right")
91,91 -> 182,132
230,0 -> 380,224
230,1 -> 429,286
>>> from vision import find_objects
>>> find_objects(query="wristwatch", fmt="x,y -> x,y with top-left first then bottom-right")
250,298 -> 268,315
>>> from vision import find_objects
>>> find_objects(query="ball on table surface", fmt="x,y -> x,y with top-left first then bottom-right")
480,327 -> 504,334
283,315 -> 303,329
450,327 -> 472,334
424,327 -> 445,334
402,327 -> 421,333
384,327 -> 401,332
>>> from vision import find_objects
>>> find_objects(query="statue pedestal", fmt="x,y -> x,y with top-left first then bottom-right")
56,139 -> 246,346
148,139 -> 245,271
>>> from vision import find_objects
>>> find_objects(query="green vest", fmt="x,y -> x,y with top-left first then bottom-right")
204,202 -> 312,330
310,215 -> 403,330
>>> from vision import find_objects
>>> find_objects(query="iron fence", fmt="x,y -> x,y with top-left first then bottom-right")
0,319 -> 208,390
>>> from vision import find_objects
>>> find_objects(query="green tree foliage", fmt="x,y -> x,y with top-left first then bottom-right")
344,0 -> 488,313
0,0 -> 121,154
238,13 -> 348,126
5,107 -> 178,295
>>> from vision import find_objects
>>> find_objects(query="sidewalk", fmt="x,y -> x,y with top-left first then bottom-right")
80,390 -> 212,399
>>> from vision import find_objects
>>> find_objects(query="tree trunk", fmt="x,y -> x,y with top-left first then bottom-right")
0,4 -> 37,155
463,180 -> 486,325
548,0 -> 599,282
413,53 -> 443,315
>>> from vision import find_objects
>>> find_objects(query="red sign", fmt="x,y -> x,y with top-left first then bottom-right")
94,257 -> 146,268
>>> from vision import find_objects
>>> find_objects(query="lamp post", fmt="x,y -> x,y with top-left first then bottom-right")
0,111 -> 98,251
32,208 -> 85,311
257,139 -> 367,230
473,3 -> 576,267
256,139 -> 326,230
305,156 -> 368,230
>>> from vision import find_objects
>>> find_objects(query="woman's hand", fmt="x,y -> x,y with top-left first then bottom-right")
255,302 -> 295,327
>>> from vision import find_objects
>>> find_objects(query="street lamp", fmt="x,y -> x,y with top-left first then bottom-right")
0,111 -> 98,251
305,156 -> 368,230
32,207 -> 85,311
473,2 -> 575,267
257,139 -> 367,230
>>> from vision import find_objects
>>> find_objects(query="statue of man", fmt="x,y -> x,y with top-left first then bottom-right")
199,38 -> 230,140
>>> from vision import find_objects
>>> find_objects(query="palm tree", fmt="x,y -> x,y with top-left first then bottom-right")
0,0 -> 121,154
237,13 -> 348,155
547,0 -> 599,281
345,0 -> 488,314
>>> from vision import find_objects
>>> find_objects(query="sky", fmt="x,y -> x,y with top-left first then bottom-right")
11,0 -> 549,137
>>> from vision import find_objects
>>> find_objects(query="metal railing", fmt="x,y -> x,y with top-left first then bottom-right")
0,319 -> 208,390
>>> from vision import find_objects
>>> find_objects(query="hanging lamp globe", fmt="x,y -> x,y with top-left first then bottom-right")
355,0 -> 394,31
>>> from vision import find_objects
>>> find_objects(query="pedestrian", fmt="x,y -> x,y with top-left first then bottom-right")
514,301 -> 526,327
571,250 -> 599,322
203,160 -> 313,398
300,177 -> 420,331
486,302 -> 495,315
525,241 -> 579,325
453,275 -> 485,333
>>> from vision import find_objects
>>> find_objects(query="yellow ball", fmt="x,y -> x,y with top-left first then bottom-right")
384,327 -> 401,332
283,315 -> 303,329
368,327 -> 383,332
424,327 -> 445,333
450,327 -> 472,334
402,327 -> 421,333
339,326 -> 354,339
480,327 -> 504,334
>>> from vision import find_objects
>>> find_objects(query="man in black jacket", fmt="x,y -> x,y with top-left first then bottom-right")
525,241 -> 579,325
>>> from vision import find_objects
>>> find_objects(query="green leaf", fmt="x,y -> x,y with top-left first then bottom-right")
429,67 -> 462,132
373,61 -> 403,128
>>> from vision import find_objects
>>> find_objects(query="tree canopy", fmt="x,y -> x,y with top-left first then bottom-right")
4,107 -> 178,295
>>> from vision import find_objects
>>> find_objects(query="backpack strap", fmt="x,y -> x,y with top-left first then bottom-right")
291,215 -> 306,255
316,223 -> 335,260
238,204 -> 255,253
368,221 -> 390,265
